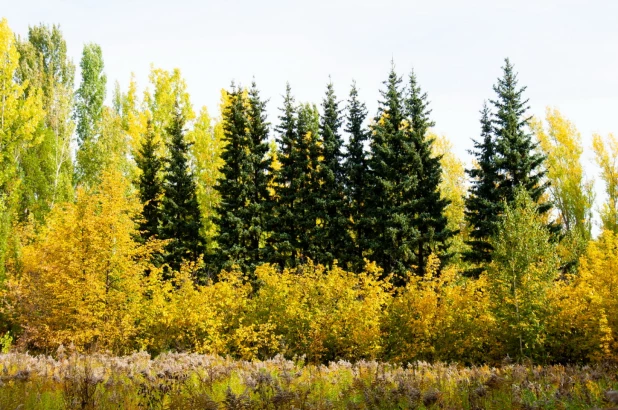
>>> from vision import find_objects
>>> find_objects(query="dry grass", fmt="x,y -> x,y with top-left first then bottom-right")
1,348 -> 617,409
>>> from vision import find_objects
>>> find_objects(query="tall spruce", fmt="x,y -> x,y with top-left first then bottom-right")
267,84 -> 300,267
491,59 -> 549,210
405,69 -> 453,274
464,103 -> 502,276
464,59 -> 552,275
366,65 -> 421,281
344,81 -> 370,270
160,105 -> 205,278
314,81 -> 351,267
135,120 -> 163,243
215,82 -> 272,274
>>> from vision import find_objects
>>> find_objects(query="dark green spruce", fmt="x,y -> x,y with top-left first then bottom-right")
135,121 -> 164,244
160,105 -> 206,280
366,65 -> 420,281
405,69 -> 454,275
343,81 -> 370,271
314,81 -> 351,268
464,103 -> 502,277
214,82 -> 272,275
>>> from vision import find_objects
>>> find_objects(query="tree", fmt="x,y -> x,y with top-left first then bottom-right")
135,121 -> 163,243
74,43 -> 106,187
343,81 -> 370,270
431,134 -> 469,265
464,103 -> 503,276
214,82 -> 272,274
592,132 -> 618,233
7,168 -> 160,353
15,23 -> 75,220
405,69 -> 453,273
0,18 -> 45,279
188,104 -> 226,251
160,106 -> 205,279
487,189 -> 559,361
314,81 -> 351,268
492,59 -> 549,212
366,65 -> 417,280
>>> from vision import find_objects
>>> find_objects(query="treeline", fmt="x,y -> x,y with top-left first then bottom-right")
3,18 -> 618,363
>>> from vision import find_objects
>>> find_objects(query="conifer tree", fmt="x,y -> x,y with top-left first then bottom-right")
160,105 -> 205,278
215,82 -> 272,274
267,84 -> 299,267
491,59 -> 549,211
344,81 -> 370,270
405,70 -> 453,274
464,103 -> 502,276
314,81 -> 351,267
135,120 -> 163,243
366,65 -> 421,281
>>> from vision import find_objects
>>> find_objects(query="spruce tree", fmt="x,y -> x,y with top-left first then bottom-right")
464,103 -> 502,276
491,59 -> 549,210
405,69 -> 453,275
344,81 -> 370,270
160,105 -> 205,279
135,120 -> 163,243
314,81 -> 351,268
267,84 -> 300,267
464,59 -> 553,275
215,82 -> 272,274
366,65 -> 421,281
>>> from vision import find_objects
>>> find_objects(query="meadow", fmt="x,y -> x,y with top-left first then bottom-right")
2,350 -> 618,410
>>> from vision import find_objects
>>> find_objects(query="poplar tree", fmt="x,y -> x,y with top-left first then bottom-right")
344,81 -> 370,270
314,81 -> 350,267
74,43 -> 106,187
160,106 -> 205,278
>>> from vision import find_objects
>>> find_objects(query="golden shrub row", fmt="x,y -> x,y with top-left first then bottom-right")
3,171 -> 618,364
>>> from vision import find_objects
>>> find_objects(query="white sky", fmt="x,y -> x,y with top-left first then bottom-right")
4,0 -> 618,230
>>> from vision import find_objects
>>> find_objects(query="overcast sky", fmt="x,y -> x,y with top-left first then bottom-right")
4,0 -> 618,228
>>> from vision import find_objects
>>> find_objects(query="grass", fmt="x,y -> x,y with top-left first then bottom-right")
1,350 -> 618,409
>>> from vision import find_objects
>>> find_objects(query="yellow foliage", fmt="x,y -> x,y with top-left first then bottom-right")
7,169 -> 159,353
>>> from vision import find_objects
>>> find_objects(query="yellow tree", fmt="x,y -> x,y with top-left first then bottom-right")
592,132 -> 618,233
0,18 -> 44,277
531,108 -> 593,240
187,104 -> 226,251
431,134 -> 469,262
7,168 -> 160,353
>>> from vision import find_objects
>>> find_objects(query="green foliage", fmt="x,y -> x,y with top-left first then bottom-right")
214,82 -> 272,275
74,43 -> 107,187
135,121 -> 163,244
160,107 -> 205,279
487,190 -> 559,361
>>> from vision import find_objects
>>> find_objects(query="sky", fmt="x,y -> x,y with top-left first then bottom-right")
4,0 -> 618,228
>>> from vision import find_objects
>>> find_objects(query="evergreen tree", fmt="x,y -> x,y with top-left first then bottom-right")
344,81 -> 370,270
215,82 -> 272,274
267,84 -> 299,267
405,69 -> 454,275
464,59 -> 553,275
491,59 -> 549,211
314,81 -> 351,268
268,85 -> 322,268
464,103 -> 502,276
135,120 -> 163,243
160,106 -> 205,279
366,65 -> 421,281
